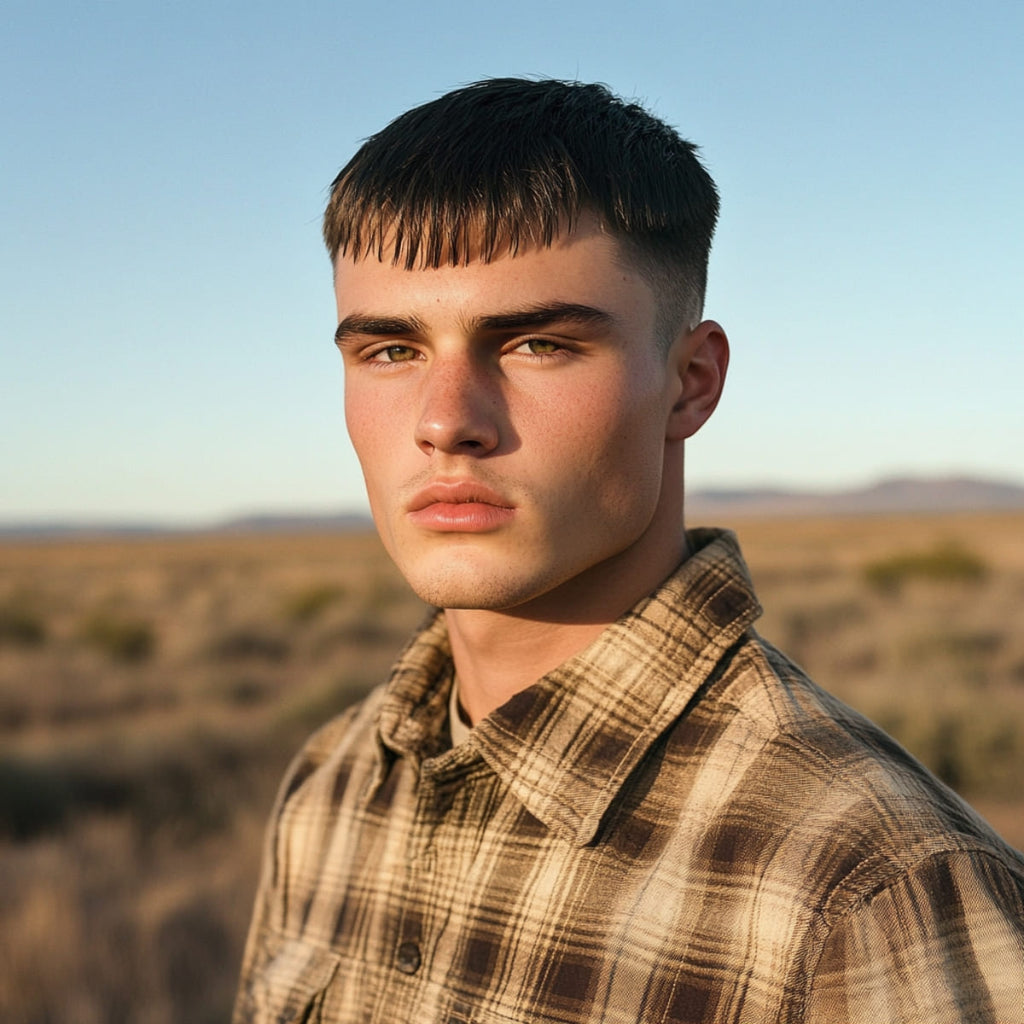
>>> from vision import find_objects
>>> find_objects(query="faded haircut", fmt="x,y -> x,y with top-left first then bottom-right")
323,78 -> 719,340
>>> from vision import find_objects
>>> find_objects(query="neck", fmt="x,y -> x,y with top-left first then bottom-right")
447,507 -> 689,725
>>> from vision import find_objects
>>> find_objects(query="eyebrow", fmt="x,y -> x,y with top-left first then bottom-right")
475,302 -> 616,333
334,302 -> 615,347
334,314 -> 426,346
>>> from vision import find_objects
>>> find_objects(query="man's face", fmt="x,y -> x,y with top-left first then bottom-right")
334,219 -> 690,614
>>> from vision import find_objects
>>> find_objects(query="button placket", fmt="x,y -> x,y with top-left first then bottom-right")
391,766 -> 443,980
393,757 -> 472,981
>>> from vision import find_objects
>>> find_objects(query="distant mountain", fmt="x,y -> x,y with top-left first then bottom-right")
2,475 -> 1022,540
0,512 -> 375,541
0,521 -> 182,541
688,475 -> 1024,518
218,511 -> 374,533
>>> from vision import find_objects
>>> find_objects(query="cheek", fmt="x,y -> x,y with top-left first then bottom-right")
344,382 -> 392,473
536,375 -> 667,510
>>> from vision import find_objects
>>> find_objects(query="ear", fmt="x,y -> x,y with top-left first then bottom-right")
665,320 -> 729,442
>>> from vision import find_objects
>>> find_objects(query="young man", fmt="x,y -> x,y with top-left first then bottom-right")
235,80 -> 1024,1023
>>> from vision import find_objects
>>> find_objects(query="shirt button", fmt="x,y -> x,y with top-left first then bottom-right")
396,941 -> 421,975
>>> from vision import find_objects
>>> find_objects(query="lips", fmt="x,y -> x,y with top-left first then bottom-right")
406,480 -> 515,532
407,480 -> 514,513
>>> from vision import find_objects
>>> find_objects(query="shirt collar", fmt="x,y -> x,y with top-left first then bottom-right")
374,528 -> 762,845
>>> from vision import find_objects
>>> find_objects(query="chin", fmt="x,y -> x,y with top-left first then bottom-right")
407,577 -> 532,611
401,559 -> 556,612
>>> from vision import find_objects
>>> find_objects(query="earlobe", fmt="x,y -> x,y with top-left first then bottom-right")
665,320 -> 729,442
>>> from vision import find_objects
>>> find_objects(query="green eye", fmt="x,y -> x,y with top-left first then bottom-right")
522,338 -> 559,355
377,345 -> 416,362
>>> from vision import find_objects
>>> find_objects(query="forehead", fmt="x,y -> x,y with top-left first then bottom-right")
333,218 -> 656,327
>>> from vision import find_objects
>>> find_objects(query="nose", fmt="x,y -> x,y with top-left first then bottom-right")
415,355 -> 501,456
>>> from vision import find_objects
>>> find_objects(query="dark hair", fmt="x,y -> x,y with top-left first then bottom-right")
324,78 -> 719,334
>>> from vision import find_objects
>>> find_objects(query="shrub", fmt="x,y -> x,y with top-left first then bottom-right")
80,612 -> 156,662
785,598 -> 867,646
863,542 -> 988,593
924,713 -> 1022,797
216,676 -> 272,706
283,582 -> 346,623
276,674 -> 378,734
0,597 -> 47,646
875,704 -> 1022,799
362,571 -> 414,615
208,628 -> 288,662
0,756 -> 72,838
0,729 -> 255,842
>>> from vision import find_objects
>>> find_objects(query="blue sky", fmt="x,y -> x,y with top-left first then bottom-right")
2,0 -> 1021,524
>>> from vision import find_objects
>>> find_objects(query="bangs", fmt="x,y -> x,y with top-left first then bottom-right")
326,164 -> 584,270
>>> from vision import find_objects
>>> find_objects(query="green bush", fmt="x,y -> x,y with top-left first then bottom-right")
0,598 -> 47,646
80,612 -> 156,662
863,542 -> 988,593
875,705 -> 1022,799
283,582 -> 346,623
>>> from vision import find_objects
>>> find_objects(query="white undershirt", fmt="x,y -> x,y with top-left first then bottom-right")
448,674 -> 473,746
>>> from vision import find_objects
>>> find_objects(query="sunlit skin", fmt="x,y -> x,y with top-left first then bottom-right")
335,217 -> 728,722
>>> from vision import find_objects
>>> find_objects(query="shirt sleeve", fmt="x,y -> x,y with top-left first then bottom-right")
232,707 -> 363,1024
804,849 -> 1024,1023
232,756 -> 304,1024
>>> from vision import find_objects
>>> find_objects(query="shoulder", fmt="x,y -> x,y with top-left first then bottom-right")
695,628 -> 1024,896
804,843 -> 1024,1021
688,631 -> 1024,1017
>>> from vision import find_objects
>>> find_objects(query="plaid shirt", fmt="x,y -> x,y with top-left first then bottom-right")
234,529 -> 1024,1023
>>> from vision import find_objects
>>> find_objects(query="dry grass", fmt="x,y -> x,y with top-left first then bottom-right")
1,513 -> 1022,1021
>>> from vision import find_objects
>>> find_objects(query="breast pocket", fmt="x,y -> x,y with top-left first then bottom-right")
246,938 -> 341,1024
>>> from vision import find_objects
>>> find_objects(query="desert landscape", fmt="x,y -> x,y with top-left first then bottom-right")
1,511 -> 1022,1023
